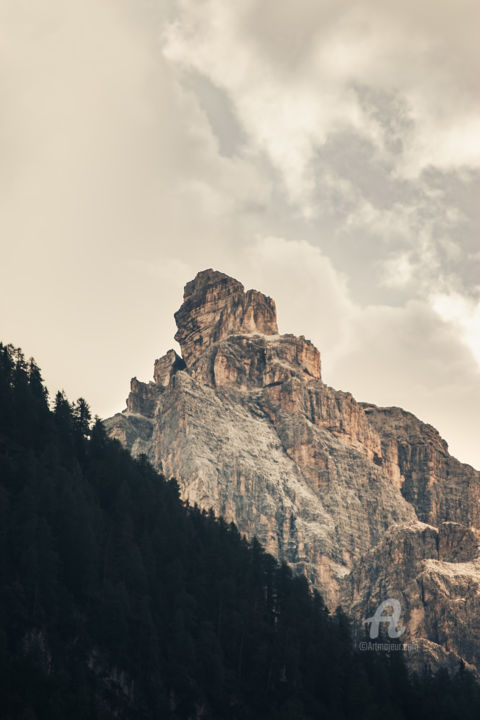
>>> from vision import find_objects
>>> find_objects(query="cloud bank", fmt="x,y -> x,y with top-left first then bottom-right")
1,0 -> 479,467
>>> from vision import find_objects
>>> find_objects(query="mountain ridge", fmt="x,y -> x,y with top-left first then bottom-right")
106,268 -> 480,676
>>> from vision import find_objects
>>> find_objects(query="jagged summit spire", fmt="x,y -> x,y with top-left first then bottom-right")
174,269 -> 279,367
182,268 -> 243,300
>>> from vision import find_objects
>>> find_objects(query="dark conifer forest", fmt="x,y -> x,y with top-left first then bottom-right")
1,341 -> 480,719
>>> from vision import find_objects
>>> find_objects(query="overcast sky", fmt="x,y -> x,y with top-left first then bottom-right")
1,0 -> 479,468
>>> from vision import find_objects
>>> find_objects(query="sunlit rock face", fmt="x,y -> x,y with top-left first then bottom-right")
173,269 -> 279,367
105,269 -> 480,675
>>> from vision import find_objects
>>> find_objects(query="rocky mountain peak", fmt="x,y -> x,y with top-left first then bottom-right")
181,268 -> 243,301
174,269 -> 279,367
106,269 -> 480,677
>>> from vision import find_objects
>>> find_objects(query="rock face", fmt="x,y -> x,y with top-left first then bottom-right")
342,521 -> 480,676
174,269 -> 279,367
105,269 -> 480,675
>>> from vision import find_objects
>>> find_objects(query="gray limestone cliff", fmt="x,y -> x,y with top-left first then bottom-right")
105,268 -> 480,675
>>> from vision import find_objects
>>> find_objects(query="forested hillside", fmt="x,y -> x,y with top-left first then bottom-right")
0,342 -> 479,719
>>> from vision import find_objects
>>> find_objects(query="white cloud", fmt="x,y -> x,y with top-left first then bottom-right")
244,235 -> 354,355
432,292 -> 480,369
380,253 -> 415,288
164,0 -> 480,209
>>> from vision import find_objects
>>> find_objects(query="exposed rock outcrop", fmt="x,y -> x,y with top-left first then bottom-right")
362,404 -> 480,529
174,269 -> 278,367
342,521 -> 480,676
154,349 -> 186,387
105,269 -> 480,675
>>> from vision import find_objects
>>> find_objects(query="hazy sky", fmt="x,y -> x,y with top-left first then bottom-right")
1,0 -> 479,468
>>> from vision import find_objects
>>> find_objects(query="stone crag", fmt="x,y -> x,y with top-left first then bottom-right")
105,269 -> 480,675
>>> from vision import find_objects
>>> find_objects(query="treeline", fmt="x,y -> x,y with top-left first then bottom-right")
0,341 -> 479,719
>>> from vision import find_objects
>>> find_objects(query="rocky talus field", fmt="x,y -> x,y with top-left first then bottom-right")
106,269 -> 480,676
